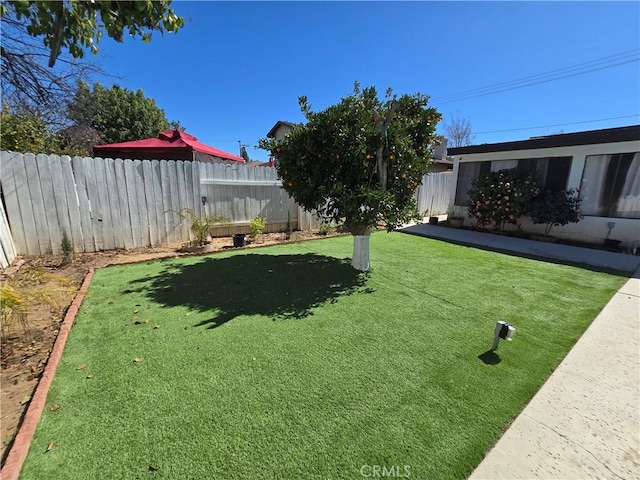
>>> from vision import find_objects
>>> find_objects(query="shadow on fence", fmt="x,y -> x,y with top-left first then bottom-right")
124,253 -> 372,329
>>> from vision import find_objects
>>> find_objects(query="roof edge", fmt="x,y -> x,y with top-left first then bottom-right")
266,120 -> 296,138
448,125 -> 640,155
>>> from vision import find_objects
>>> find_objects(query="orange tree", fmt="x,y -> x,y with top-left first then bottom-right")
259,83 -> 440,271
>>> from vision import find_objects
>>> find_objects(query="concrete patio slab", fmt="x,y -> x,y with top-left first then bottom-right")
400,224 -> 640,273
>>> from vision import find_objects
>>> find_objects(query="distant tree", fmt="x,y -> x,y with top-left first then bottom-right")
1,105 -> 99,156
67,81 -> 181,146
55,124 -> 103,157
259,83 -> 440,271
240,146 -> 250,163
0,107 -> 52,153
169,120 -> 186,131
444,114 -> 474,148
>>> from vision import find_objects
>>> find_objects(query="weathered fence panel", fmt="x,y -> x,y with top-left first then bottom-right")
0,153 -> 203,255
199,162 -> 299,230
0,153 -> 456,256
415,171 -> 454,216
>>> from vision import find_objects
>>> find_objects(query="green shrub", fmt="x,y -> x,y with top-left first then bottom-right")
176,209 -> 229,246
249,216 -> 267,239
318,223 -> 335,236
529,188 -> 583,237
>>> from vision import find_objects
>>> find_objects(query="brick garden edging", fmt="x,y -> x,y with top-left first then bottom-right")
0,268 -> 95,480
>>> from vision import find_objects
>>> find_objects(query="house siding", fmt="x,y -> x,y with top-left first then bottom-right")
450,139 -> 640,248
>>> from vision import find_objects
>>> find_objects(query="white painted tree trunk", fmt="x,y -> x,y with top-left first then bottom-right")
351,234 -> 371,271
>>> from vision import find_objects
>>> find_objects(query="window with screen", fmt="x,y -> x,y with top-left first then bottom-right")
454,156 -> 572,206
579,152 -> 640,218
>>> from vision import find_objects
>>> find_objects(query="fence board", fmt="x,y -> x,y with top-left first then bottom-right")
83,157 -> 104,251
113,158 -> 134,249
159,160 -> 174,243
133,160 -> 151,247
12,154 -> 40,254
93,159 -> 115,250
176,161 -> 190,240
142,160 -> 158,246
24,154 -> 51,254
168,161 -> 182,243
60,156 -> 84,252
36,154 -> 62,254
189,160 -> 201,219
71,157 -> 96,252
48,155 -> 74,254
152,160 -> 167,244
123,160 -> 141,247
0,153 -> 26,254
0,198 -> 16,268
104,158 -> 125,248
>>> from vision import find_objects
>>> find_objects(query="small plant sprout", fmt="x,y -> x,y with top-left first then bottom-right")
61,231 -> 74,263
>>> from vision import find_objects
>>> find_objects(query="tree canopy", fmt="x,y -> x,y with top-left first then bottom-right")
259,83 -> 440,270
1,81 -> 184,156
1,0 -> 184,67
0,108 -> 51,153
68,81 -> 181,147
0,1 -> 184,128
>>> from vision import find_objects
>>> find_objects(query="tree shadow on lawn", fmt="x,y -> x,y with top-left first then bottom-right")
125,253 -> 371,329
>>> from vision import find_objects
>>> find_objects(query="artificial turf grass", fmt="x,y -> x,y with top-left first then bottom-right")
20,232 -> 626,479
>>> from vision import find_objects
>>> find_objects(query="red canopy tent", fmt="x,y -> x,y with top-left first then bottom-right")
93,129 -> 244,163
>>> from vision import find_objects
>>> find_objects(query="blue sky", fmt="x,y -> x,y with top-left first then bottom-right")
96,1 -> 640,161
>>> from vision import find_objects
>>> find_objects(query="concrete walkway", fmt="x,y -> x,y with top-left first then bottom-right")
399,224 -> 640,479
401,223 -> 640,273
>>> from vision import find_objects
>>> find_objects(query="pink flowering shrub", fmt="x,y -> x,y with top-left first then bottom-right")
467,168 -> 539,231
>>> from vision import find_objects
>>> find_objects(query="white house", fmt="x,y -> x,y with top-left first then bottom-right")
266,120 -> 296,141
448,125 -> 640,249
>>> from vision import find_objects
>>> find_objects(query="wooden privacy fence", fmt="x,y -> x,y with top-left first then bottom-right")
0,152 -> 452,258
415,171 -> 454,216
0,152 -> 323,256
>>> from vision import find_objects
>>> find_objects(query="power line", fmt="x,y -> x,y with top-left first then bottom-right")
434,49 -> 638,101
432,49 -> 640,105
472,114 -> 640,136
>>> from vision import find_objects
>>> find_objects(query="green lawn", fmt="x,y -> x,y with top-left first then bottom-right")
21,233 -> 626,479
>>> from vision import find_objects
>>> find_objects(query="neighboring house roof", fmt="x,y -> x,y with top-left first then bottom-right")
93,129 -> 244,162
266,121 -> 296,138
433,158 -> 453,166
448,125 -> 640,155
